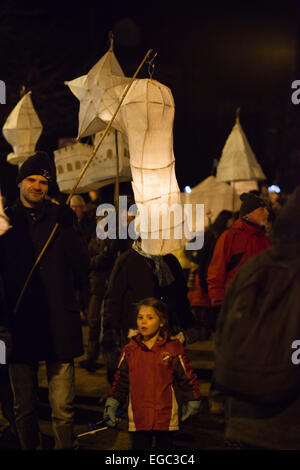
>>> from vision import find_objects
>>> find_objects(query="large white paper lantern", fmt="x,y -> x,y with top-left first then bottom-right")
183,176 -> 241,228
120,79 -> 188,254
2,91 -> 43,166
231,179 -> 259,196
216,115 -> 266,182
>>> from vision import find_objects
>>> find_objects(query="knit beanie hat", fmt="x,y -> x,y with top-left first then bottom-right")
16,151 -> 55,185
239,192 -> 267,217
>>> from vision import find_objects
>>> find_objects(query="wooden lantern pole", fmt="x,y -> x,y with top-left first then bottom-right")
108,32 -> 121,236
231,107 -> 241,218
114,129 -> 120,237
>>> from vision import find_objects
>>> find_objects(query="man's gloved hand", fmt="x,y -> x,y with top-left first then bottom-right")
181,400 -> 201,422
103,397 -> 121,428
56,203 -> 76,229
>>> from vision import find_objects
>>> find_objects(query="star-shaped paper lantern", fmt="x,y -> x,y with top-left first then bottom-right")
66,49 -> 129,138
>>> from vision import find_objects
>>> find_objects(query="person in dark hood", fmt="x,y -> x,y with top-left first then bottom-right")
215,187 -> 300,449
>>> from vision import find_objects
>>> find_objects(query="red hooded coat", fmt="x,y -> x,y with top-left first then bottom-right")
109,331 -> 201,431
207,218 -> 271,306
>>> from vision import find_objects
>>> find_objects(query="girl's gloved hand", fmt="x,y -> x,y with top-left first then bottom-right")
103,397 -> 121,428
181,400 -> 201,422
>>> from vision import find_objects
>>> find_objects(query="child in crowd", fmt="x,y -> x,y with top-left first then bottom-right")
103,297 -> 201,450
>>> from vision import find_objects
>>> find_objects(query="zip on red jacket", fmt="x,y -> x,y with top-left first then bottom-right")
109,331 -> 201,431
207,218 -> 272,306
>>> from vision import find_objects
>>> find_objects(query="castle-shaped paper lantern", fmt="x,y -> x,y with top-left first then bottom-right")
54,129 -> 131,193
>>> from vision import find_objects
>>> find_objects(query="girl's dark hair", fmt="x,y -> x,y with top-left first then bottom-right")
135,297 -> 169,327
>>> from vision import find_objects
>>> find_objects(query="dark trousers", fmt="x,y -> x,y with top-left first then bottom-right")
101,328 -> 121,384
191,307 -> 211,340
9,361 -> 76,450
130,431 -> 175,450
86,294 -> 102,363
209,374 -> 227,407
0,366 -> 17,434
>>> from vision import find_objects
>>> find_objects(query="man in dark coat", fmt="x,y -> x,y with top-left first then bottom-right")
0,152 -> 89,450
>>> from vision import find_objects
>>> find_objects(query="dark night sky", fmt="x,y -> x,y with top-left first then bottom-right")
0,0 -> 299,203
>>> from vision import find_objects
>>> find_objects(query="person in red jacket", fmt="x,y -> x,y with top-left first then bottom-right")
207,192 -> 271,307
103,297 -> 201,450
206,192 -> 271,415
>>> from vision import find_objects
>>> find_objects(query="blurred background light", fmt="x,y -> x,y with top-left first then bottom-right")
268,184 -> 281,193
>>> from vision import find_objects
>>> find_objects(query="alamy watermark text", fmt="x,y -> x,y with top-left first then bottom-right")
0,80 -> 6,104
96,196 -> 204,250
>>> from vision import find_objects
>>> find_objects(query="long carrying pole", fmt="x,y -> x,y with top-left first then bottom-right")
13,48 -> 152,314
114,129 -> 120,237
110,32 -> 120,237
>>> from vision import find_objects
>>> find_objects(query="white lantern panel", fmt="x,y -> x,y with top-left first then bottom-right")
2,91 -> 43,165
216,120 -> 266,182
55,131 -> 131,194
183,176 -> 241,228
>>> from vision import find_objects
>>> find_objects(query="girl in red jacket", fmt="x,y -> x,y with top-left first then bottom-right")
103,297 -> 201,450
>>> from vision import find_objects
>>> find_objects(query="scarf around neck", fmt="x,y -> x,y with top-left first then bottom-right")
132,241 -> 175,287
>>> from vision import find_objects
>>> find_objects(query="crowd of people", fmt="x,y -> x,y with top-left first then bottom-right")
0,149 -> 298,451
